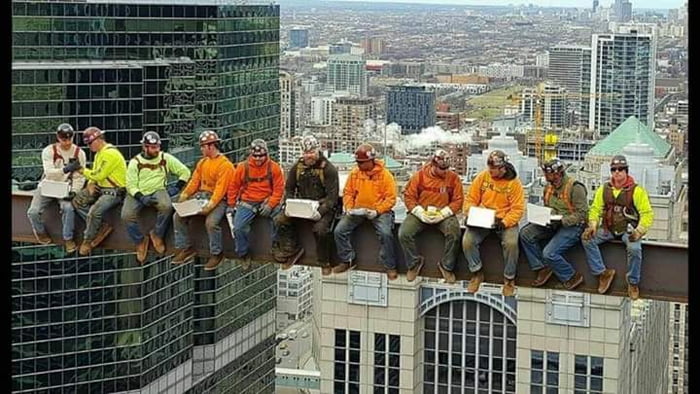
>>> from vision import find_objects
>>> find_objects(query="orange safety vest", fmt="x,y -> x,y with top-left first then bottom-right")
543,177 -> 579,214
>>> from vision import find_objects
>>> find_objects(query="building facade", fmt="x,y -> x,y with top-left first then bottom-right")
329,97 -> 377,154
11,1 -> 280,392
280,71 -> 301,139
288,27 -> 309,49
326,54 -> 367,97
548,45 -> 591,127
277,266 -> 314,329
386,85 -> 436,135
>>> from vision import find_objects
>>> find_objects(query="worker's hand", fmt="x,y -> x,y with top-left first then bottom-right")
365,209 -> 378,220
200,203 -> 214,216
310,210 -> 322,221
582,226 -> 597,241
493,218 -> 506,232
62,191 -> 76,201
259,204 -> 273,217
628,228 -> 643,242
62,161 -> 82,174
411,206 -> 429,223
177,193 -> 190,203
439,206 -> 454,218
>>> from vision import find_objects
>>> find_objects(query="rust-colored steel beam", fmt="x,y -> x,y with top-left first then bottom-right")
12,191 -> 688,302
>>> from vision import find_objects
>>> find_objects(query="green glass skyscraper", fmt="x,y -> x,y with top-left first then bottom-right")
12,1 -> 280,392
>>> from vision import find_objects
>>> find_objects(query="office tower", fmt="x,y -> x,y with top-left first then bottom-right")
589,31 -> 656,137
329,42 -> 353,55
361,37 -> 385,56
330,97 -> 376,153
668,303 -> 688,394
277,266 -> 313,329
542,83 -> 568,129
614,0 -> 633,22
548,45 -> 592,128
280,71 -> 301,138
326,54 -> 367,97
289,27 -> 309,49
11,1 -> 280,392
593,0 -> 599,12
386,85 -> 436,135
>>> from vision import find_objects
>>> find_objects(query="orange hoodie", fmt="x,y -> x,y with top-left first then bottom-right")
463,169 -> 524,228
403,164 -> 464,213
227,157 -> 285,208
182,154 -> 234,206
343,160 -> 397,214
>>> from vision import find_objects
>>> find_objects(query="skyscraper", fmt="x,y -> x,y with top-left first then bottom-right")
386,85 -> 437,135
588,31 -> 656,137
548,45 -> 592,128
326,54 -> 367,97
11,1 -> 280,392
614,0 -> 633,22
289,27 -> 309,49
280,71 -> 301,138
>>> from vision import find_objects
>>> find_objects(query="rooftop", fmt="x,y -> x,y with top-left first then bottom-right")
588,116 -> 672,157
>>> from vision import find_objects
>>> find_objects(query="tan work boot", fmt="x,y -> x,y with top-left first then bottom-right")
502,278 -> 516,297
531,267 -> 553,287
281,248 -> 305,270
136,237 -> 150,264
321,265 -> 332,276
35,232 -> 52,245
79,240 -> 93,256
90,224 -> 113,248
204,253 -> 224,271
149,231 -> 165,254
627,278 -> 640,300
386,268 -> 398,281
437,262 -> 456,284
467,271 -> 484,293
172,248 -> 196,265
596,268 -> 616,294
64,239 -> 77,254
333,261 -> 356,274
563,272 -> 584,290
406,257 -> 425,282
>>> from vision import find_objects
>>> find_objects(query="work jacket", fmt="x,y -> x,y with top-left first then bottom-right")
343,160 -> 397,214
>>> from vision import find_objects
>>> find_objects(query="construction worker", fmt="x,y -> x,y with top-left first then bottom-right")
73,126 -> 127,255
581,155 -> 654,300
121,131 -> 191,264
519,158 -> 588,290
462,150 -> 524,296
226,139 -> 285,270
333,143 -> 398,278
399,149 -> 464,283
172,130 -> 234,269
27,123 -> 86,253
273,135 -> 339,273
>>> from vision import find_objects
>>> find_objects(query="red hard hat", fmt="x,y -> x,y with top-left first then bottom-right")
82,127 -> 104,145
354,143 -> 377,162
198,130 -> 221,146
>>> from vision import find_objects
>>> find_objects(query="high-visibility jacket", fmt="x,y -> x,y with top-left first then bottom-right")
182,154 -> 234,207
82,143 -> 127,188
403,164 -> 463,214
463,169 -> 524,228
589,175 -> 654,234
343,160 -> 397,214
126,152 -> 191,197
227,156 -> 285,208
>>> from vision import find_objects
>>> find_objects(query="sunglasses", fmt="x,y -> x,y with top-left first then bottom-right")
252,154 -> 267,158
610,167 -> 628,173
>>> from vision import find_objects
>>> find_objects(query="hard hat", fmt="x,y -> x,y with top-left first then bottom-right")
541,157 -> 565,174
82,127 -> 104,145
432,149 -> 451,170
140,131 -> 161,145
354,143 -> 377,162
250,139 -> 268,155
487,150 -> 509,168
301,135 -> 320,152
198,130 -> 220,146
56,123 -> 74,139
610,155 -> 628,169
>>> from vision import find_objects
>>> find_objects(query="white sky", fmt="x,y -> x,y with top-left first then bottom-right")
328,0 -> 685,10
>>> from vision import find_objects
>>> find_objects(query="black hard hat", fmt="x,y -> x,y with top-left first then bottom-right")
56,123 -> 74,138
140,131 -> 161,145
610,155 -> 628,169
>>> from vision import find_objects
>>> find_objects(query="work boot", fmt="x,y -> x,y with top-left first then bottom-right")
281,248 -> 305,270
136,237 -> 150,264
563,272 -> 584,290
172,248 -> 196,265
502,278 -> 516,297
627,278 -> 640,300
64,239 -> 77,254
596,269 -> 616,294
467,271 -> 484,293
35,232 -> 52,245
149,231 -> 165,254
90,224 -> 113,248
333,261 -> 356,274
79,240 -> 93,256
321,264 -> 332,276
531,267 -> 553,287
204,253 -> 224,271
406,257 -> 425,282
437,262 -> 456,284
386,268 -> 398,281
239,255 -> 252,271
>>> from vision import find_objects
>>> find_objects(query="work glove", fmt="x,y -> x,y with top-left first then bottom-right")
167,180 -> 188,198
439,207 -> 454,218
628,228 -> 643,242
200,203 -> 214,216
310,210 -> 322,221
259,204 -> 273,217
581,225 -> 597,241
177,193 -> 190,203
493,218 -> 506,232
135,192 -> 157,207
411,206 -> 429,223
62,161 -> 82,174
366,209 -> 378,220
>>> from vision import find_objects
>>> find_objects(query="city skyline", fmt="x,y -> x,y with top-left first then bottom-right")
323,0 -> 684,10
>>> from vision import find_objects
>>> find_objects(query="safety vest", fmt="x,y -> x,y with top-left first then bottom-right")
603,183 -> 639,234
296,160 -> 326,184
416,169 -> 454,200
244,160 -> 273,189
52,143 -> 80,165
543,177 -> 581,214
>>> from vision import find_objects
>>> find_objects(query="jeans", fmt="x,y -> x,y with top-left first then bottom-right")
398,213 -> 461,271
519,223 -> 585,282
582,228 -> 643,285
275,210 -> 336,264
27,189 -> 76,241
462,225 -> 519,279
75,191 -> 123,240
121,190 -> 173,244
173,200 -> 227,256
231,201 -> 282,258
334,212 -> 396,269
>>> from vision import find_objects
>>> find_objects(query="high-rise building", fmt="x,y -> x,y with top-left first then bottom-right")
326,54 -> 367,97
614,0 -> 633,22
12,1 -> 280,392
280,71 -> 301,138
386,85 -> 436,135
361,37 -> 385,56
289,27 -> 309,49
277,266 -> 313,329
667,303 -> 688,394
329,97 -> 376,153
589,31 -> 656,137
548,45 -> 592,127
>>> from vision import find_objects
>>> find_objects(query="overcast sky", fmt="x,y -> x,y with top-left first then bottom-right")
330,0 -> 685,9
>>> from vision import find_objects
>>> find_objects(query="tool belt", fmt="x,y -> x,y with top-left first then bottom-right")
100,187 -> 126,197
237,200 -> 261,212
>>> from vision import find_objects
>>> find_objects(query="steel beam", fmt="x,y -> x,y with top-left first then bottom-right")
12,191 -> 688,302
